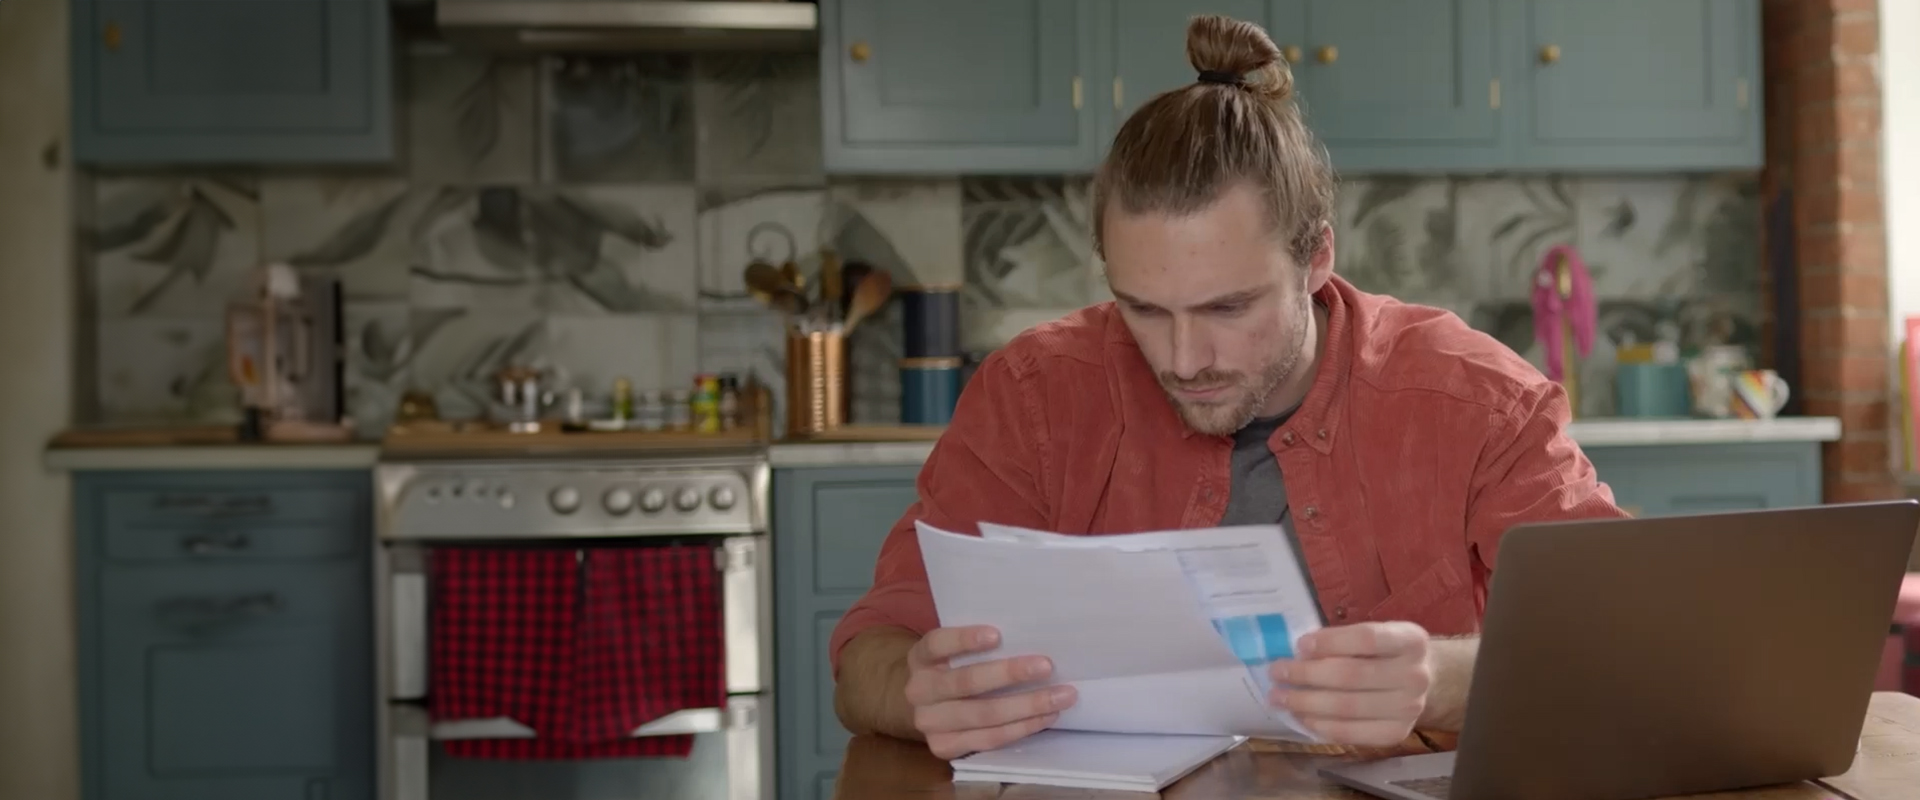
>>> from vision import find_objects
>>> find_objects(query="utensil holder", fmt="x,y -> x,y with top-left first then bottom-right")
786,328 -> 847,436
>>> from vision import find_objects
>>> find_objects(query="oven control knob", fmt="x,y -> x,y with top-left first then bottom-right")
709,486 -> 737,511
549,486 -> 582,514
604,488 -> 635,515
639,488 -> 668,514
674,487 -> 702,512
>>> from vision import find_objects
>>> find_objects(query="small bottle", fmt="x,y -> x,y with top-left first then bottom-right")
718,373 -> 742,431
665,389 -> 693,431
635,390 -> 665,431
692,374 -> 722,433
612,378 -> 633,421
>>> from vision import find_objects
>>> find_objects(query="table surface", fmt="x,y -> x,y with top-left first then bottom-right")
831,692 -> 1920,799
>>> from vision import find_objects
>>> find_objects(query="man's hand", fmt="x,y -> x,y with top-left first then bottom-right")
903,625 -> 1078,759
1266,621 -> 1434,747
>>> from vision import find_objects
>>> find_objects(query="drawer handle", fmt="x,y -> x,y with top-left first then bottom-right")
849,40 -> 871,63
1316,45 -> 1338,64
157,592 -> 284,632
154,494 -> 213,510
183,531 -> 251,555
214,495 -> 273,517
1539,44 -> 1561,65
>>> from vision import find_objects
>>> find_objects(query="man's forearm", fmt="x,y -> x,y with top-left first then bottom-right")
1418,635 -> 1479,731
832,626 -> 923,741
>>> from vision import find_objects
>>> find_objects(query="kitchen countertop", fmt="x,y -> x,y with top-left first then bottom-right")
769,416 -> 1843,468
45,417 -> 1841,471
45,443 -> 381,471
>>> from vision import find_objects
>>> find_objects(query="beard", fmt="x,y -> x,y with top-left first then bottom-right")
1157,298 -> 1312,436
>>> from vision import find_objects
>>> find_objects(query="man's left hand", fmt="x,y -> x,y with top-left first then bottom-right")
1266,621 -> 1433,747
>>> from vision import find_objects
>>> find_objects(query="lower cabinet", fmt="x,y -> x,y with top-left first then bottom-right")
772,465 -> 922,800
1583,442 -> 1823,517
75,470 -> 372,800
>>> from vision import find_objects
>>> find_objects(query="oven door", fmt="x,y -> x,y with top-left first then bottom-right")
377,535 -> 772,800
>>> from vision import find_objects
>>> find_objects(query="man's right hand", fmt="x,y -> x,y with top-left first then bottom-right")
902,625 -> 1078,759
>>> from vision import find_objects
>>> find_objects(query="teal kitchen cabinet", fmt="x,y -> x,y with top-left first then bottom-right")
821,0 -> 1105,174
1511,0 -> 1762,170
72,0 -> 395,165
1584,442 -> 1822,517
825,0 -> 1760,175
75,471 -> 373,800
773,465 -> 922,800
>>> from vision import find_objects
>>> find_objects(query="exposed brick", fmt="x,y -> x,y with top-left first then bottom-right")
1799,185 -> 1885,226
1833,16 -> 1880,56
1799,353 -> 1889,393
1798,271 -> 1889,312
1839,439 -> 1893,474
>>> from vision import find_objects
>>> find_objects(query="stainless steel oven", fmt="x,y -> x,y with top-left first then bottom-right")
373,450 -> 772,800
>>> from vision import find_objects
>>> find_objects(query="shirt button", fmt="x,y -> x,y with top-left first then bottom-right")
1316,428 -> 1328,440
1204,487 -> 1215,500
1334,606 -> 1348,621
1303,506 -> 1319,519
1281,432 -> 1297,445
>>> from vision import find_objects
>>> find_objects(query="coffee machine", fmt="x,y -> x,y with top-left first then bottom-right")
226,263 -> 350,441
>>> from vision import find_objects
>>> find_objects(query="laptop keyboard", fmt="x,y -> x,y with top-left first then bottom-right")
1388,776 -> 1452,798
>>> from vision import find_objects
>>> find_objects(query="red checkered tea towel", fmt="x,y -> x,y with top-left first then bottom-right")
429,545 -> 725,759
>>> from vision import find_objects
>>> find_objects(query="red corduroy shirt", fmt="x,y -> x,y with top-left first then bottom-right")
828,275 -> 1630,677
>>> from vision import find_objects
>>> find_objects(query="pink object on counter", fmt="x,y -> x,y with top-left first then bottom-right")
1529,244 -> 1597,383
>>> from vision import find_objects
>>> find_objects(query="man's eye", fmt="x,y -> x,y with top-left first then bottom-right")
1209,303 -> 1246,315
1126,303 -> 1161,315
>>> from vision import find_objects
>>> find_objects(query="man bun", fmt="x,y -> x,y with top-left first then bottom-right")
1186,14 -> 1293,103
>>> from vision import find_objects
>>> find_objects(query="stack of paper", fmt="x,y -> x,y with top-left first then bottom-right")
916,520 -> 1328,747
951,730 -> 1244,792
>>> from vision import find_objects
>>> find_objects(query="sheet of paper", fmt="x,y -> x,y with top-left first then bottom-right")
918,520 -> 1323,741
951,729 -> 1243,792
978,521 -> 1325,703
916,522 -> 1238,683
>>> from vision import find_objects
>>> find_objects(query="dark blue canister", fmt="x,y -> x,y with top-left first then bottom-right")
900,284 -> 961,359
900,357 -> 963,425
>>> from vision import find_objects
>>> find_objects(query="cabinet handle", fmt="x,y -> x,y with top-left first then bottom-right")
1072,76 -> 1083,110
1283,45 -> 1302,64
848,41 -> 871,63
156,592 -> 285,633
183,531 -> 251,555
1539,44 -> 1561,64
1112,77 -> 1123,110
103,22 -> 122,52
1316,45 -> 1337,64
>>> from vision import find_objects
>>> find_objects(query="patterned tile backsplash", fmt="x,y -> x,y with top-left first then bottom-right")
78,48 -> 1760,436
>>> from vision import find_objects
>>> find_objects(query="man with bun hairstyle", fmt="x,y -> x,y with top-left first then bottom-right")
831,14 -> 1629,758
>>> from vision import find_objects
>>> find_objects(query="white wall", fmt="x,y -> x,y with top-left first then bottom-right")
1886,0 -> 1920,343
0,0 -> 81,796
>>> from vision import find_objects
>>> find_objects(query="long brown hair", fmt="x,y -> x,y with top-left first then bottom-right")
1091,14 -> 1335,266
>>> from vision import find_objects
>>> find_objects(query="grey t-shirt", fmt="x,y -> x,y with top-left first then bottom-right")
1220,410 -> 1322,612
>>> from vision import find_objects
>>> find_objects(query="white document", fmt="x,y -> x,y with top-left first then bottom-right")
951,730 -> 1243,792
916,520 -> 1326,742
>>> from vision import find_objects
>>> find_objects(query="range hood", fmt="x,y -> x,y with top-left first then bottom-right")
435,1 -> 819,52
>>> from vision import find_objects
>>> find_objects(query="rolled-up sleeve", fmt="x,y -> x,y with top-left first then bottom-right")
826,349 -> 1053,678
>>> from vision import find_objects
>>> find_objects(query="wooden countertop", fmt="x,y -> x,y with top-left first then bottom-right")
832,692 -> 1920,800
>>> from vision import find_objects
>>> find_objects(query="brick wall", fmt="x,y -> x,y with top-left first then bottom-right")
1763,0 -> 1898,503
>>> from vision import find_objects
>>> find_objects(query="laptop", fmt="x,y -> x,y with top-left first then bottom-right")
1320,500 -> 1920,800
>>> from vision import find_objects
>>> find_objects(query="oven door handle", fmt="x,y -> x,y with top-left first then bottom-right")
721,535 -> 766,695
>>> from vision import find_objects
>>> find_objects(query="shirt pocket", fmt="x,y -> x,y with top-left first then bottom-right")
1360,556 -> 1479,635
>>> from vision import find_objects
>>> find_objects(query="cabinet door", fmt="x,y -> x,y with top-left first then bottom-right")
95,563 -> 372,800
773,466 -> 923,800
1288,0 -> 1508,172
823,0 -> 1101,173
73,0 -> 394,164
1584,443 -> 1821,518
1517,0 -> 1760,169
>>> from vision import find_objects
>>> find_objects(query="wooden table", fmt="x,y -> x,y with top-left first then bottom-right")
831,692 -> 1920,799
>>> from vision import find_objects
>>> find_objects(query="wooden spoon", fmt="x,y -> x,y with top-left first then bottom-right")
843,267 -> 894,334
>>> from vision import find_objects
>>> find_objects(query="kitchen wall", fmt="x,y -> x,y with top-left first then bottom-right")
79,48 -> 1763,436
0,0 -> 82,796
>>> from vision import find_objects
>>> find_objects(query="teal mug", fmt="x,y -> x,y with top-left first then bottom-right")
1614,362 -> 1692,417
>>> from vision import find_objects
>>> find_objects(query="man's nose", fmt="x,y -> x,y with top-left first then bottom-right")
1168,316 -> 1209,379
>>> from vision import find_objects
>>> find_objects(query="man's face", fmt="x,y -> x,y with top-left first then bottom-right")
1102,184 -> 1331,436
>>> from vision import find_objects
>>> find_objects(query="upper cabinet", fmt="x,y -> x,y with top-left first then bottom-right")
72,0 -> 395,165
820,0 -> 1762,175
821,0 -> 1104,173
1516,0 -> 1761,170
